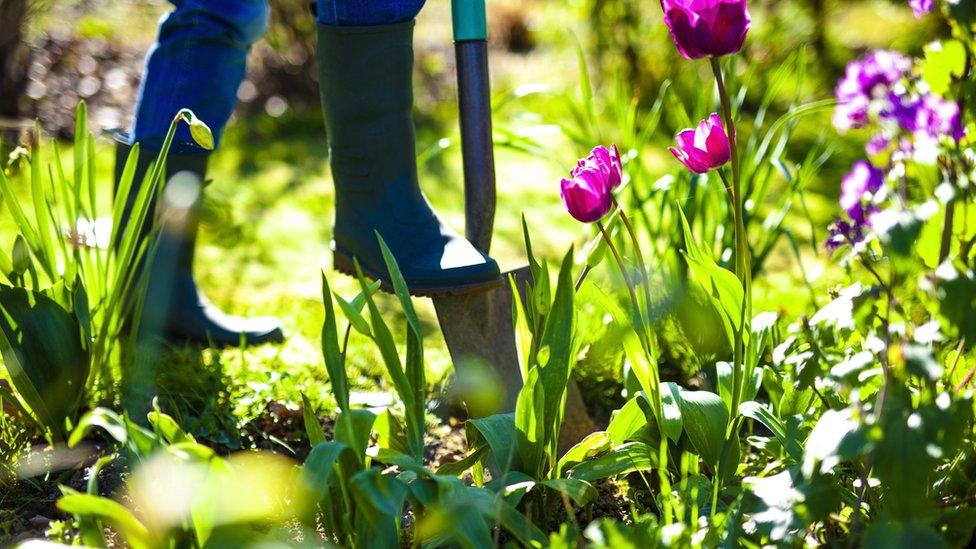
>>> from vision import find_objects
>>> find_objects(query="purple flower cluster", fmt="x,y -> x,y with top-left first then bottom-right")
884,92 -> 966,142
827,161 -> 886,251
833,50 -> 913,132
833,50 -> 965,157
910,0 -> 933,18
840,161 -> 885,225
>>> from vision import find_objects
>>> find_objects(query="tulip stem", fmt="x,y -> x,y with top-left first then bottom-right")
611,200 -> 664,422
598,219 -> 660,420
711,57 -> 752,424
613,198 -> 654,326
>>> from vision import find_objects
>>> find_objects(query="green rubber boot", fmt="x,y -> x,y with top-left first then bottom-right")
317,21 -> 502,296
114,140 -> 285,347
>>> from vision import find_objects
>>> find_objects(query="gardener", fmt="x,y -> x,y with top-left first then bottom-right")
117,0 -> 503,347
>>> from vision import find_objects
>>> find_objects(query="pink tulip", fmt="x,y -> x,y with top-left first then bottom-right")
669,114 -> 731,174
661,0 -> 751,60
560,145 -> 622,223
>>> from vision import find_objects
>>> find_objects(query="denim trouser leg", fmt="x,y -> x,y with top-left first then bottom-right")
132,0 -> 427,152
131,0 -> 269,152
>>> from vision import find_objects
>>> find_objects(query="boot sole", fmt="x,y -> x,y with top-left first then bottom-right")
332,249 -> 503,298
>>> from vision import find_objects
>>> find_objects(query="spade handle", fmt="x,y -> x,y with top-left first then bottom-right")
452,0 -> 496,254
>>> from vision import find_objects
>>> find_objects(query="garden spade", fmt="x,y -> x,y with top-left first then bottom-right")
432,0 -> 527,414
434,1 -> 595,438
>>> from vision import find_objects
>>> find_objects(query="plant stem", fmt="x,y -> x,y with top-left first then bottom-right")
940,157 -> 959,264
611,199 -> 664,419
597,220 -> 653,363
711,57 -> 752,421
613,198 -> 654,325
597,220 -> 640,319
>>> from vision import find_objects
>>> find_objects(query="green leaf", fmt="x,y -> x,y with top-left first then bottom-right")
436,444 -> 490,476
606,394 -> 652,446
739,401 -> 802,463
109,143 -> 140,246
536,248 -> 578,457
584,281 -> 659,405
300,441 -> 356,501
0,166 -> 40,255
69,408 -> 128,447
668,384 -> 729,470
605,396 -> 649,446
350,469 -> 408,548
742,470 -> 808,542
0,245 -> 12,283
334,280 -> 380,338
29,128 -> 57,278
334,408 -> 377,461
301,393 -> 327,447
515,367 -> 546,475
902,344 -> 943,381
355,260 -> 410,405
921,40 -> 967,96
541,478 -> 597,506
716,362 -> 734,412
557,432 -> 612,477
0,382 -> 41,430
373,409 -> 410,456
679,209 -> 743,345
320,272 -> 348,411
461,484 -> 549,547
419,494 -> 495,548
468,412 -> 520,473
355,245 -> 424,461
71,277 -> 91,351
376,234 -> 426,461
70,408 -> 154,456
375,234 -> 422,342
802,407 -> 869,477
862,521 -> 948,549
57,494 -> 153,549
660,382 -> 683,442
148,408 -> 193,445
568,442 -> 657,481
522,216 -> 550,319
0,285 -> 89,439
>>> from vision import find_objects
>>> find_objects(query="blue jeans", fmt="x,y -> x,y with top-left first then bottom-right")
131,0 -> 426,152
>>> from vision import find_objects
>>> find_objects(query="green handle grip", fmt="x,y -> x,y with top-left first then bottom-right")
452,0 -> 487,41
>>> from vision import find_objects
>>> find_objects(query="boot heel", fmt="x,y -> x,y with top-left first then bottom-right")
332,248 -> 357,278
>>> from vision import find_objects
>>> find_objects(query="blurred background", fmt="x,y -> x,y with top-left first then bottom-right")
0,0 -> 946,454
1,0 -> 941,142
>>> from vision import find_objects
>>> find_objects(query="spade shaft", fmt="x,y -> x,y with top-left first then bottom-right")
433,0 -> 522,414
452,0 -> 495,253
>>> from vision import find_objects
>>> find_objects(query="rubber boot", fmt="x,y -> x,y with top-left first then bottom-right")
317,21 -> 502,296
114,140 -> 285,347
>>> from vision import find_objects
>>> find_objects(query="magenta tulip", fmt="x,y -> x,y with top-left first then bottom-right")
661,0 -> 751,60
560,144 -> 622,223
561,172 -> 612,223
579,144 -> 623,190
669,113 -> 731,174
